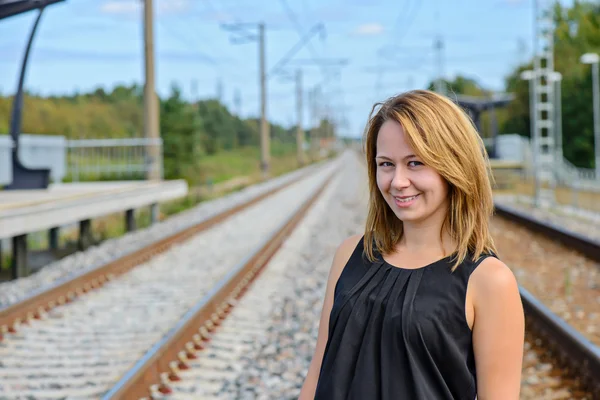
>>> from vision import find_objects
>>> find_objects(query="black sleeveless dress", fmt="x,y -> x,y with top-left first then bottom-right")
314,236 -> 494,400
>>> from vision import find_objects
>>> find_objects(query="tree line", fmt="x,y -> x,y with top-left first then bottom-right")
502,0 -> 600,168
0,83 -> 335,184
3,1 -> 596,175
434,1 -> 600,169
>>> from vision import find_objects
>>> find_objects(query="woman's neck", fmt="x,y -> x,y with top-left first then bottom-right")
396,221 -> 456,257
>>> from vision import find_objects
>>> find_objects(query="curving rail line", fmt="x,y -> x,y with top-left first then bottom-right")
495,203 -> 600,397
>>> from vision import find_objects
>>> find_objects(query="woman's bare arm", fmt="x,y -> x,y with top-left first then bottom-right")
471,257 -> 525,400
298,234 -> 362,399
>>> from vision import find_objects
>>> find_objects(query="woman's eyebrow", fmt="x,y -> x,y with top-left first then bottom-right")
375,154 -> 417,160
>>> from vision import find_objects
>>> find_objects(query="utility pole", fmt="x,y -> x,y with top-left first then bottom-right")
310,86 -> 322,159
434,37 -> 445,95
143,0 -> 161,180
308,87 -> 316,160
222,21 -> 328,174
191,79 -> 198,103
216,78 -> 224,102
593,61 -> 600,177
296,69 -> 305,166
234,89 -> 242,116
258,23 -> 270,177
433,5 -> 445,96
220,22 -> 270,176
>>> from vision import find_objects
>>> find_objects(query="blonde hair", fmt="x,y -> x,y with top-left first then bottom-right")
363,90 -> 497,271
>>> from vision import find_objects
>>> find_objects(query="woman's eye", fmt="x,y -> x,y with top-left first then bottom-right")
378,161 -> 393,167
408,161 -> 423,167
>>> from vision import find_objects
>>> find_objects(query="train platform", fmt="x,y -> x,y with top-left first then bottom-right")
0,180 -> 188,279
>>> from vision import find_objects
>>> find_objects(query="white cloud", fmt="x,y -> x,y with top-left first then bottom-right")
100,0 -> 191,16
204,11 -> 237,23
352,23 -> 385,36
157,0 -> 191,14
495,0 -> 527,6
100,1 -> 139,15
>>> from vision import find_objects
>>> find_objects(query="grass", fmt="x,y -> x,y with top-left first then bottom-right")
61,142 -> 302,184
193,143 -> 302,185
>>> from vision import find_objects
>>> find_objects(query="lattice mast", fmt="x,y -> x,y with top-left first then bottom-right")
532,0 -> 556,207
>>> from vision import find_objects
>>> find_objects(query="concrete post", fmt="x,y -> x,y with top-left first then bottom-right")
11,234 -> 28,279
150,203 -> 159,224
49,227 -> 59,250
78,219 -> 93,251
126,209 -> 136,232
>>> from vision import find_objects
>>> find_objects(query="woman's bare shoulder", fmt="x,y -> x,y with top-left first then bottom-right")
329,234 -> 363,277
470,257 -> 520,300
337,234 -> 363,255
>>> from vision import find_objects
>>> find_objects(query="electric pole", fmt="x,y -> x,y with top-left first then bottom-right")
191,79 -> 198,103
296,69 -> 305,166
234,89 -> 242,116
222,21 -> 327,174
434,6 -> 446,96
309,87 -> 316,160
531,0 -> 556,207
310,86 -> 322,159
216,78 -> 224,102
259,23 -> 270,177
143,0 -> 161,180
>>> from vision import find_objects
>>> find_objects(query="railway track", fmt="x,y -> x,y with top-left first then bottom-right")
495,203 -> 600,398
0,160 -> 338,399
101,169 -> 334,399
0,163 -> 319,332
103,152 -> 365,400
1,152 -> 598,399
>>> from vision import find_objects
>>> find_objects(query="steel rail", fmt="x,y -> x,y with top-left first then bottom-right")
0,168 -> 316,338
495,202 -> 600,397
102,171 -> 336,400
495,203 -> 600,262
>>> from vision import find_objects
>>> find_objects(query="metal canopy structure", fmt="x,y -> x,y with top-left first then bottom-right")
453,93 -> 515,157
1,0 -> 65,190
454,93 -> 515,112
0,0 -> 64,20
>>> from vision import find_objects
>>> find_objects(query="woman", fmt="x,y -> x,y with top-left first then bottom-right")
299,90 -> 524,399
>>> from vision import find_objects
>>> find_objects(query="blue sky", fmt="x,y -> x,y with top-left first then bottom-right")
0,0 -> 573,138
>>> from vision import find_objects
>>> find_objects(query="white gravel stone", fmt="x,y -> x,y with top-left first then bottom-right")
0,161 -> 337,399
155,152 -> 368,400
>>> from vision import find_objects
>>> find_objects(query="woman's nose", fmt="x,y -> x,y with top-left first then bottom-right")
391,168 -> 410,189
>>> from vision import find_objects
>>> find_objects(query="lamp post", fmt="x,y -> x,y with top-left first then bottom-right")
520,69 -> 540,204
580,52 -> 600,177
548,71 -> 563,184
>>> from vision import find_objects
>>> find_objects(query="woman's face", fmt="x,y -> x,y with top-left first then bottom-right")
375,119 -> 450,226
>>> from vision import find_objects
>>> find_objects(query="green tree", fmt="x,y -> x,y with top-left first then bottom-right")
501,1 -> 600,168
160,85 -> 204,183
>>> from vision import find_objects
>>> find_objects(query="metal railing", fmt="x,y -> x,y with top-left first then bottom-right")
556,157 -> 596,186
67,138 -> 163,182
511,151 -> 600,213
